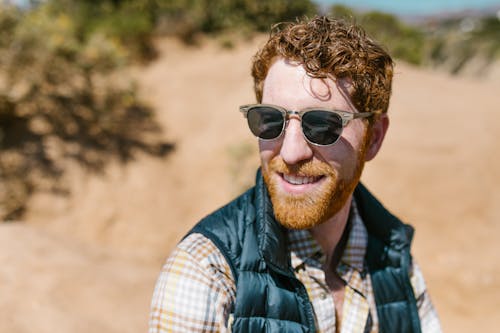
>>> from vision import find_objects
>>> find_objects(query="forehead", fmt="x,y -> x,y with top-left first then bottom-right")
262,58 -> 354,111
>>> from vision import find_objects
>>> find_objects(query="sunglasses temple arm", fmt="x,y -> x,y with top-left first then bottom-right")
354,111 -> 374,119
239,107 -> 250,118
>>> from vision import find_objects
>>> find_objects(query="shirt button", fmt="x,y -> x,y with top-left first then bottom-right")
320,292 -> 328,300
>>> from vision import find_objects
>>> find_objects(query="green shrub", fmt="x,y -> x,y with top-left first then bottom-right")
329,6 -> 427,65
358,11 -> 425,65
0,3 -> 172,220
470,16 -> 500,60
156,0 -> 318,40
424,15 -> 500,74
44,0 -> 158,61
330,4 -> 356,20
329,5 -> 500,70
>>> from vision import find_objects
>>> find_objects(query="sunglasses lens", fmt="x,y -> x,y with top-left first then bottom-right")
247,106 -> 284,140
302,110 -> 343,145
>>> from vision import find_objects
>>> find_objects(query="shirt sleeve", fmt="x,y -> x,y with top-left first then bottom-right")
149,233 -> 236,333
410,261 -> 443,333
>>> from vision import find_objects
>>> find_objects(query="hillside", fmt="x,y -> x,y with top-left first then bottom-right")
1,36 -> 499,332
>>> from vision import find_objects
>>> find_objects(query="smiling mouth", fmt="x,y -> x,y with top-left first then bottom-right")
281,173 -> 324,185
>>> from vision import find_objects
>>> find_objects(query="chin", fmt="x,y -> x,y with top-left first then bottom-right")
265,172 -> 349,230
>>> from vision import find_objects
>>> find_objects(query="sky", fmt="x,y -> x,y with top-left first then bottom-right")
317,0 -> 500,15
5,0 -> 500,16
3,0 -> 30,6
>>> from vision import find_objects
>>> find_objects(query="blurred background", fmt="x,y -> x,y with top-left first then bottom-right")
0,0 -> 499,332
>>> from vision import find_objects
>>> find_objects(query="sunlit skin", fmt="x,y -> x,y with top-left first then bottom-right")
259,58 -> 389,324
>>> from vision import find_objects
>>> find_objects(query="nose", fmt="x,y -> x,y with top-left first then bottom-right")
280,118 -> 313,165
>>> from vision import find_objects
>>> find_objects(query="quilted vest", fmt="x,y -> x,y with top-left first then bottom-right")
188,171 -> 421,332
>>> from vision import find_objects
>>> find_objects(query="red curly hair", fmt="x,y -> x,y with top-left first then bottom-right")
251,16 -> 394,116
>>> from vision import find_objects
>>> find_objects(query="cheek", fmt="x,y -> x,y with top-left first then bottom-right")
259,139 -> 280,167
345,119 -> 366,137
259,139 -> 281,155
317,123 -> 368,170
340,121 -> 368,151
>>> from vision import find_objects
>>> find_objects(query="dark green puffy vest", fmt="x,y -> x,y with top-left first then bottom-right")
188,171 -> 421,332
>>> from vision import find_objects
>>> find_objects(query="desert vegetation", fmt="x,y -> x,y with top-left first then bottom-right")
329,4 -> 500,70
0,2 -> 173,220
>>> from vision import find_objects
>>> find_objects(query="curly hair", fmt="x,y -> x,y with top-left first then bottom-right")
251,16 -> 394,116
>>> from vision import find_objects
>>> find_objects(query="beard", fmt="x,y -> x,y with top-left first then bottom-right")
262,140 -> 368,230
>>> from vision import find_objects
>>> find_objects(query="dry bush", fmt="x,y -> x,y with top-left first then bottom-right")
0,4 -> 173,220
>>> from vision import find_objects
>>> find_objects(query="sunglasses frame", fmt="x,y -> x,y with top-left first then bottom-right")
239,103 -> 375,146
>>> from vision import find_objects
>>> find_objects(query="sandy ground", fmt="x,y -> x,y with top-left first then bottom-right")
1,36 -> 499,332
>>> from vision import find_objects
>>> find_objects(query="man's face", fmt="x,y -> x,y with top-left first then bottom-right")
259,58 -> 374,230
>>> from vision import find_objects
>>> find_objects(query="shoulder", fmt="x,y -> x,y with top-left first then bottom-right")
176,233 -> 234,279
149,233 -> 236,332
410,261 -> 443,332
154,233 -> 235,290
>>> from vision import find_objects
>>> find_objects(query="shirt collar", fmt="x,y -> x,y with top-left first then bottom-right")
288,198 -> 368,273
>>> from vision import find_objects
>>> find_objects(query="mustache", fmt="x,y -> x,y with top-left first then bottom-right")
269,158 -> 334,177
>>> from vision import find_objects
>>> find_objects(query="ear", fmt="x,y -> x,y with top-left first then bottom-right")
364,114 -> 389,161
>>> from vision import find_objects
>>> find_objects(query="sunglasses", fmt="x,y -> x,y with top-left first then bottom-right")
239,104 -> 374,146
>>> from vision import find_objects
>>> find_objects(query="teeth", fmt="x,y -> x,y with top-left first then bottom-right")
283,174 -> 318,185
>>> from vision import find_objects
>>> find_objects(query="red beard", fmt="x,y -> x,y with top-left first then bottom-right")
262,146 -> 367,230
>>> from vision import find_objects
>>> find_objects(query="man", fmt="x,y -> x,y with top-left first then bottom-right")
150,16 -> 441,333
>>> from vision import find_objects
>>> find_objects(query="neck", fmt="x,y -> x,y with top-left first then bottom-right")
309,194 -> 353,263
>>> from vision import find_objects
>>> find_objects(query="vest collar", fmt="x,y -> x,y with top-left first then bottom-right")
353,183 -> 413,249
255,169 -> 293,275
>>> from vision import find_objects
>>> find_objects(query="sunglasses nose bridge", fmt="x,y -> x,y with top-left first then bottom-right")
283,110 -> 301,126
285,110 -> 301,117
282,110 -> 302,129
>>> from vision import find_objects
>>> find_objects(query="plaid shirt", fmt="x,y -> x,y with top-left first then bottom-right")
149,201 -> 442,332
